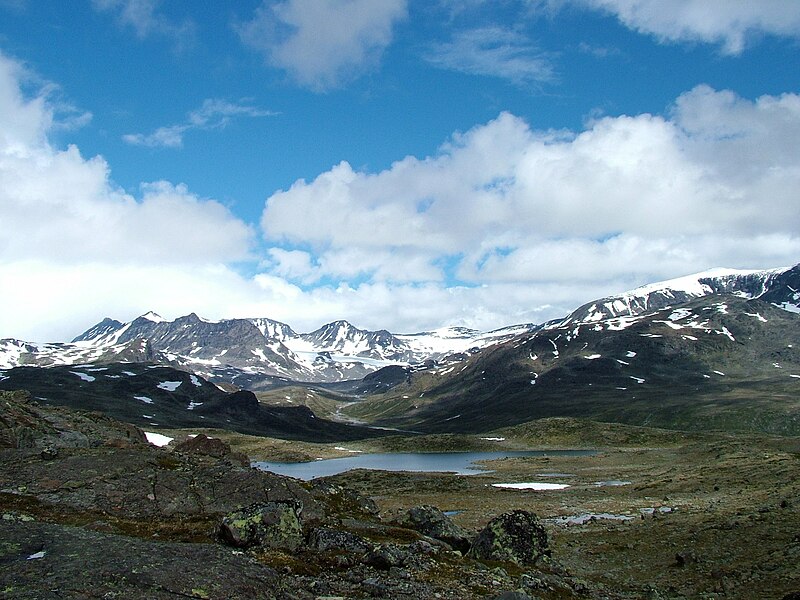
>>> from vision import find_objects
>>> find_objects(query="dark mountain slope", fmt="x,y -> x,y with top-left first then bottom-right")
366,295 -> 800,435
0,363 -> 384,441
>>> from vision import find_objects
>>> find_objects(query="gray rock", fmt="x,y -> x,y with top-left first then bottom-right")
306,527 -> 371,554
219,500 -> 303,550
401,505 -> 472,553
363,544 -> 409,570
469,510 -> 550,565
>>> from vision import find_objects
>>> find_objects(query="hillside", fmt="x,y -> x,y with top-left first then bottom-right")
0,363 -> 383,442
348,293 -> 800,435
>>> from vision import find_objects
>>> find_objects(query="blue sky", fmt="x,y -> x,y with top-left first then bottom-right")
1,0 -> 799,341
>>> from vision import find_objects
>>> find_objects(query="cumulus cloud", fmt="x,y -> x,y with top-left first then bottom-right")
237,0 -> 408,91
3,44 -> 799,344
92,0 -> 196,51
0,50 -> 259,339
123,98 -> 276,148
425,26 -> 554,86
262,86 -> 800,300
569,0 -> 800,54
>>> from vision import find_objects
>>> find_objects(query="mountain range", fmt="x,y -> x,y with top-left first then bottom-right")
344,264 -> 800,435
1,310 -> 536,386
1,263 -> 798,437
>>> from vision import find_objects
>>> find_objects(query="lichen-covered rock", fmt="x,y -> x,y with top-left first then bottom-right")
219,500 -> 303,550
306,526 -> 371,554
468,510 -> 549,565
401,505 -> 472,553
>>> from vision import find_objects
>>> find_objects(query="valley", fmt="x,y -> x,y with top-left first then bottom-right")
1,265 -> 799,598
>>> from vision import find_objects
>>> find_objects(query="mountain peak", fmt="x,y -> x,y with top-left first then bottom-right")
140,311 -> 166,323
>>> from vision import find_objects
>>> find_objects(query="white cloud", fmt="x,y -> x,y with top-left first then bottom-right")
0,50 -> 259,339
570,0 -> 800,54
123,98 -> 276,148
2,45 -> 799,344
425,26 -> 554,86
262,85 -> 800,310
92,0 -> 196,51
237,0 -> 408,91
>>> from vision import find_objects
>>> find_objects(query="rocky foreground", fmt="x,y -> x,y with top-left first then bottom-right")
2,390 -> 613,599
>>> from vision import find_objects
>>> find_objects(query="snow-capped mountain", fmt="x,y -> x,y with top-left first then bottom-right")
2,264 -> 797,387
560,267 -> 791,326
367,266 -> 800,435
0,311 -> 535,385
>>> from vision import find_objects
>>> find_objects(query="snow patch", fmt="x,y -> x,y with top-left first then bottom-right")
157,381 -> 182,391
70,371 -> 95,382
492,482 -> 570,491
144,432 -> 173,447
744,312 -> 768,322
134,395 -> 154,404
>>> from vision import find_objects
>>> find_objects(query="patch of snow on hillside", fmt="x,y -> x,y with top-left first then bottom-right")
492,482 -> 570,491
135,396 -> 153,404
70,371 -> 95,382
744,312 -> 768,322
606,316 -> 639,331
681,335 -> 698,341
718,327 -> 735,342
187,400 -> 203,410
669,308 -> 693,321
481,437 -> 506,441
629,376 -> 645,384
774,301 -> 800,313
713,370 -> 725,376
144,432 -> 173,446
157,381 -> 182,391
626,351 -> 637,358
190,374 -> 202,387
584,354 -> 601,360
616,359 -> 629,365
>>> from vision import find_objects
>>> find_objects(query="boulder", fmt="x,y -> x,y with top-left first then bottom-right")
401,505 -> 472,553
468,510 -> 550,565
363,544 -> 410,570
306,526 -> 371,554
174,433 -> 249,466
219,500 -> 303,550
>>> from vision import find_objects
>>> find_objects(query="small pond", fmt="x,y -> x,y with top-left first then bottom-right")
252,450 -> 596,480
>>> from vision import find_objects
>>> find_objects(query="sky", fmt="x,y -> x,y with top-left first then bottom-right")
1,0 -> 799,342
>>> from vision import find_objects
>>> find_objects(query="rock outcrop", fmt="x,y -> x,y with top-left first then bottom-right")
469,510 -> 550,565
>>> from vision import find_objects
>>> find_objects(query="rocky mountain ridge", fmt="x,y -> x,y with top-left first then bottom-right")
355,282 -> 800,435
1,264 -> 797,390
